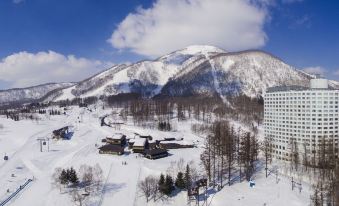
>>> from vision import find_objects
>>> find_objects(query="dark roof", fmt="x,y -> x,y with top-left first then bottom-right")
159,143 -> 194,149
163,137 -> 176,141
266,85 -> 335,93
148,142 -> 158,149
99,144 -> 124,153
139,135 -> 152,138
53,126 -> 69,135
266,85 -> 308,93
144,149 -> 168,156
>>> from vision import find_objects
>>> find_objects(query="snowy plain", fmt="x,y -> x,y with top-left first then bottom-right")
0,105 -> 312,206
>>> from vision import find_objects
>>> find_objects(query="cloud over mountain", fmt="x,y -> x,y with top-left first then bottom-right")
109,0 -> 269,57
302,66 -> 326,75
0,51 -> 112,88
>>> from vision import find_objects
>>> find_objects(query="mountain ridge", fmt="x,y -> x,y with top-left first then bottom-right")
0,82 -> 74,104
0,45 -> 335,104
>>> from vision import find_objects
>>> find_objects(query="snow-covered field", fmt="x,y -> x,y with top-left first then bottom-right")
0,105 -> 312,206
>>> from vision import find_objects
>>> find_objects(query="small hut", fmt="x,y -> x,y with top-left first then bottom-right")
52,126 -> 73,140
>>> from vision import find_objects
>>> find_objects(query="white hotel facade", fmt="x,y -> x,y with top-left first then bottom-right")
264,78 -> 339,161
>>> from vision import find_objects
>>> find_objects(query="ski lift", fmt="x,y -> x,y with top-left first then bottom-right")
43,141 -> 47,145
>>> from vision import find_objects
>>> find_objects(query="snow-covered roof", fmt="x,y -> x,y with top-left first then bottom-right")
133,138 -> 146,147
108,133 -> 125,140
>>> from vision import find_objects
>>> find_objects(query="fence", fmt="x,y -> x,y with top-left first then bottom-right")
0,178 -> 33,206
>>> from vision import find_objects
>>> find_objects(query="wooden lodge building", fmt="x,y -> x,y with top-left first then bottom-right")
98,144 -> 124,155
105,134 -> 126,146
144,149 -> 168,160
131,138 -> 149,153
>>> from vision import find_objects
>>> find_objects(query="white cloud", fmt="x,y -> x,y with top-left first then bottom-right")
13,0 -> 25,4
108,0 -> 269,57
302,66 -> 327,75
295,15 -> 310,25
0,51 -> 112,88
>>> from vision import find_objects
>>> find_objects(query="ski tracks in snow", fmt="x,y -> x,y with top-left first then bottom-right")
202,51 -> 230,105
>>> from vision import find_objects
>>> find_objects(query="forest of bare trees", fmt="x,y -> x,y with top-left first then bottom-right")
200,121 -> 259,188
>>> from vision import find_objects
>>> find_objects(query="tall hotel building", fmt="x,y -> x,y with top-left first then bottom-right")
264,78 -> 339,161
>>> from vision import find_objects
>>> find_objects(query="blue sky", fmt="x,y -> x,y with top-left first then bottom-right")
0,0 -> 338,89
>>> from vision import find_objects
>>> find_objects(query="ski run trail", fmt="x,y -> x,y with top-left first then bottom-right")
202,51 -> 230,106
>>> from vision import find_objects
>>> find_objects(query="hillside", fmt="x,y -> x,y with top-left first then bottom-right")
47,46 -> 334,102
0,83 -> 74,105
50,45 -> 225,101
161,50 -> 312,99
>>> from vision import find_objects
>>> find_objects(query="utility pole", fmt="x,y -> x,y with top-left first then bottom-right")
47,138 -> 50,152
37,137 -> 46,152
37,138 -> 43,152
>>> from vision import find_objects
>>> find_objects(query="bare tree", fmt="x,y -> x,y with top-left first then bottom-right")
240,132 -> 258,181
138,176 -> 158,202
188,160 -> 200,183
262,137 -> 273,178
166,161 -> 177,179
302,142 -> 309,172
71,189 -> 87,206
93,164 -> 104,191
79,164 -> 94,192
177,158 -> 185,174
290,138 -> 299,172
201,134 -> 212,183
51,167 -> 63,192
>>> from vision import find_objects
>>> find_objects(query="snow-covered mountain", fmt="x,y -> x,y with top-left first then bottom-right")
49,45 -> 225,101
0,83 -> 74,104
1,45 -> 336,104
160,50 -> 314,99
47,45 -> 326,102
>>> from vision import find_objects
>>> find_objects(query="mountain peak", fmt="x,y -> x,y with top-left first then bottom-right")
179,45 -> 226,55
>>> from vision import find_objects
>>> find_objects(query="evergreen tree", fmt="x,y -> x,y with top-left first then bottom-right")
165,121 -> 171,131
59,169 -> 69,186
175,172 -> 186,189
164,175 -> 174,195
158,173 -> 165,194
68,167 -> 79,185
184,164 -> 192,190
